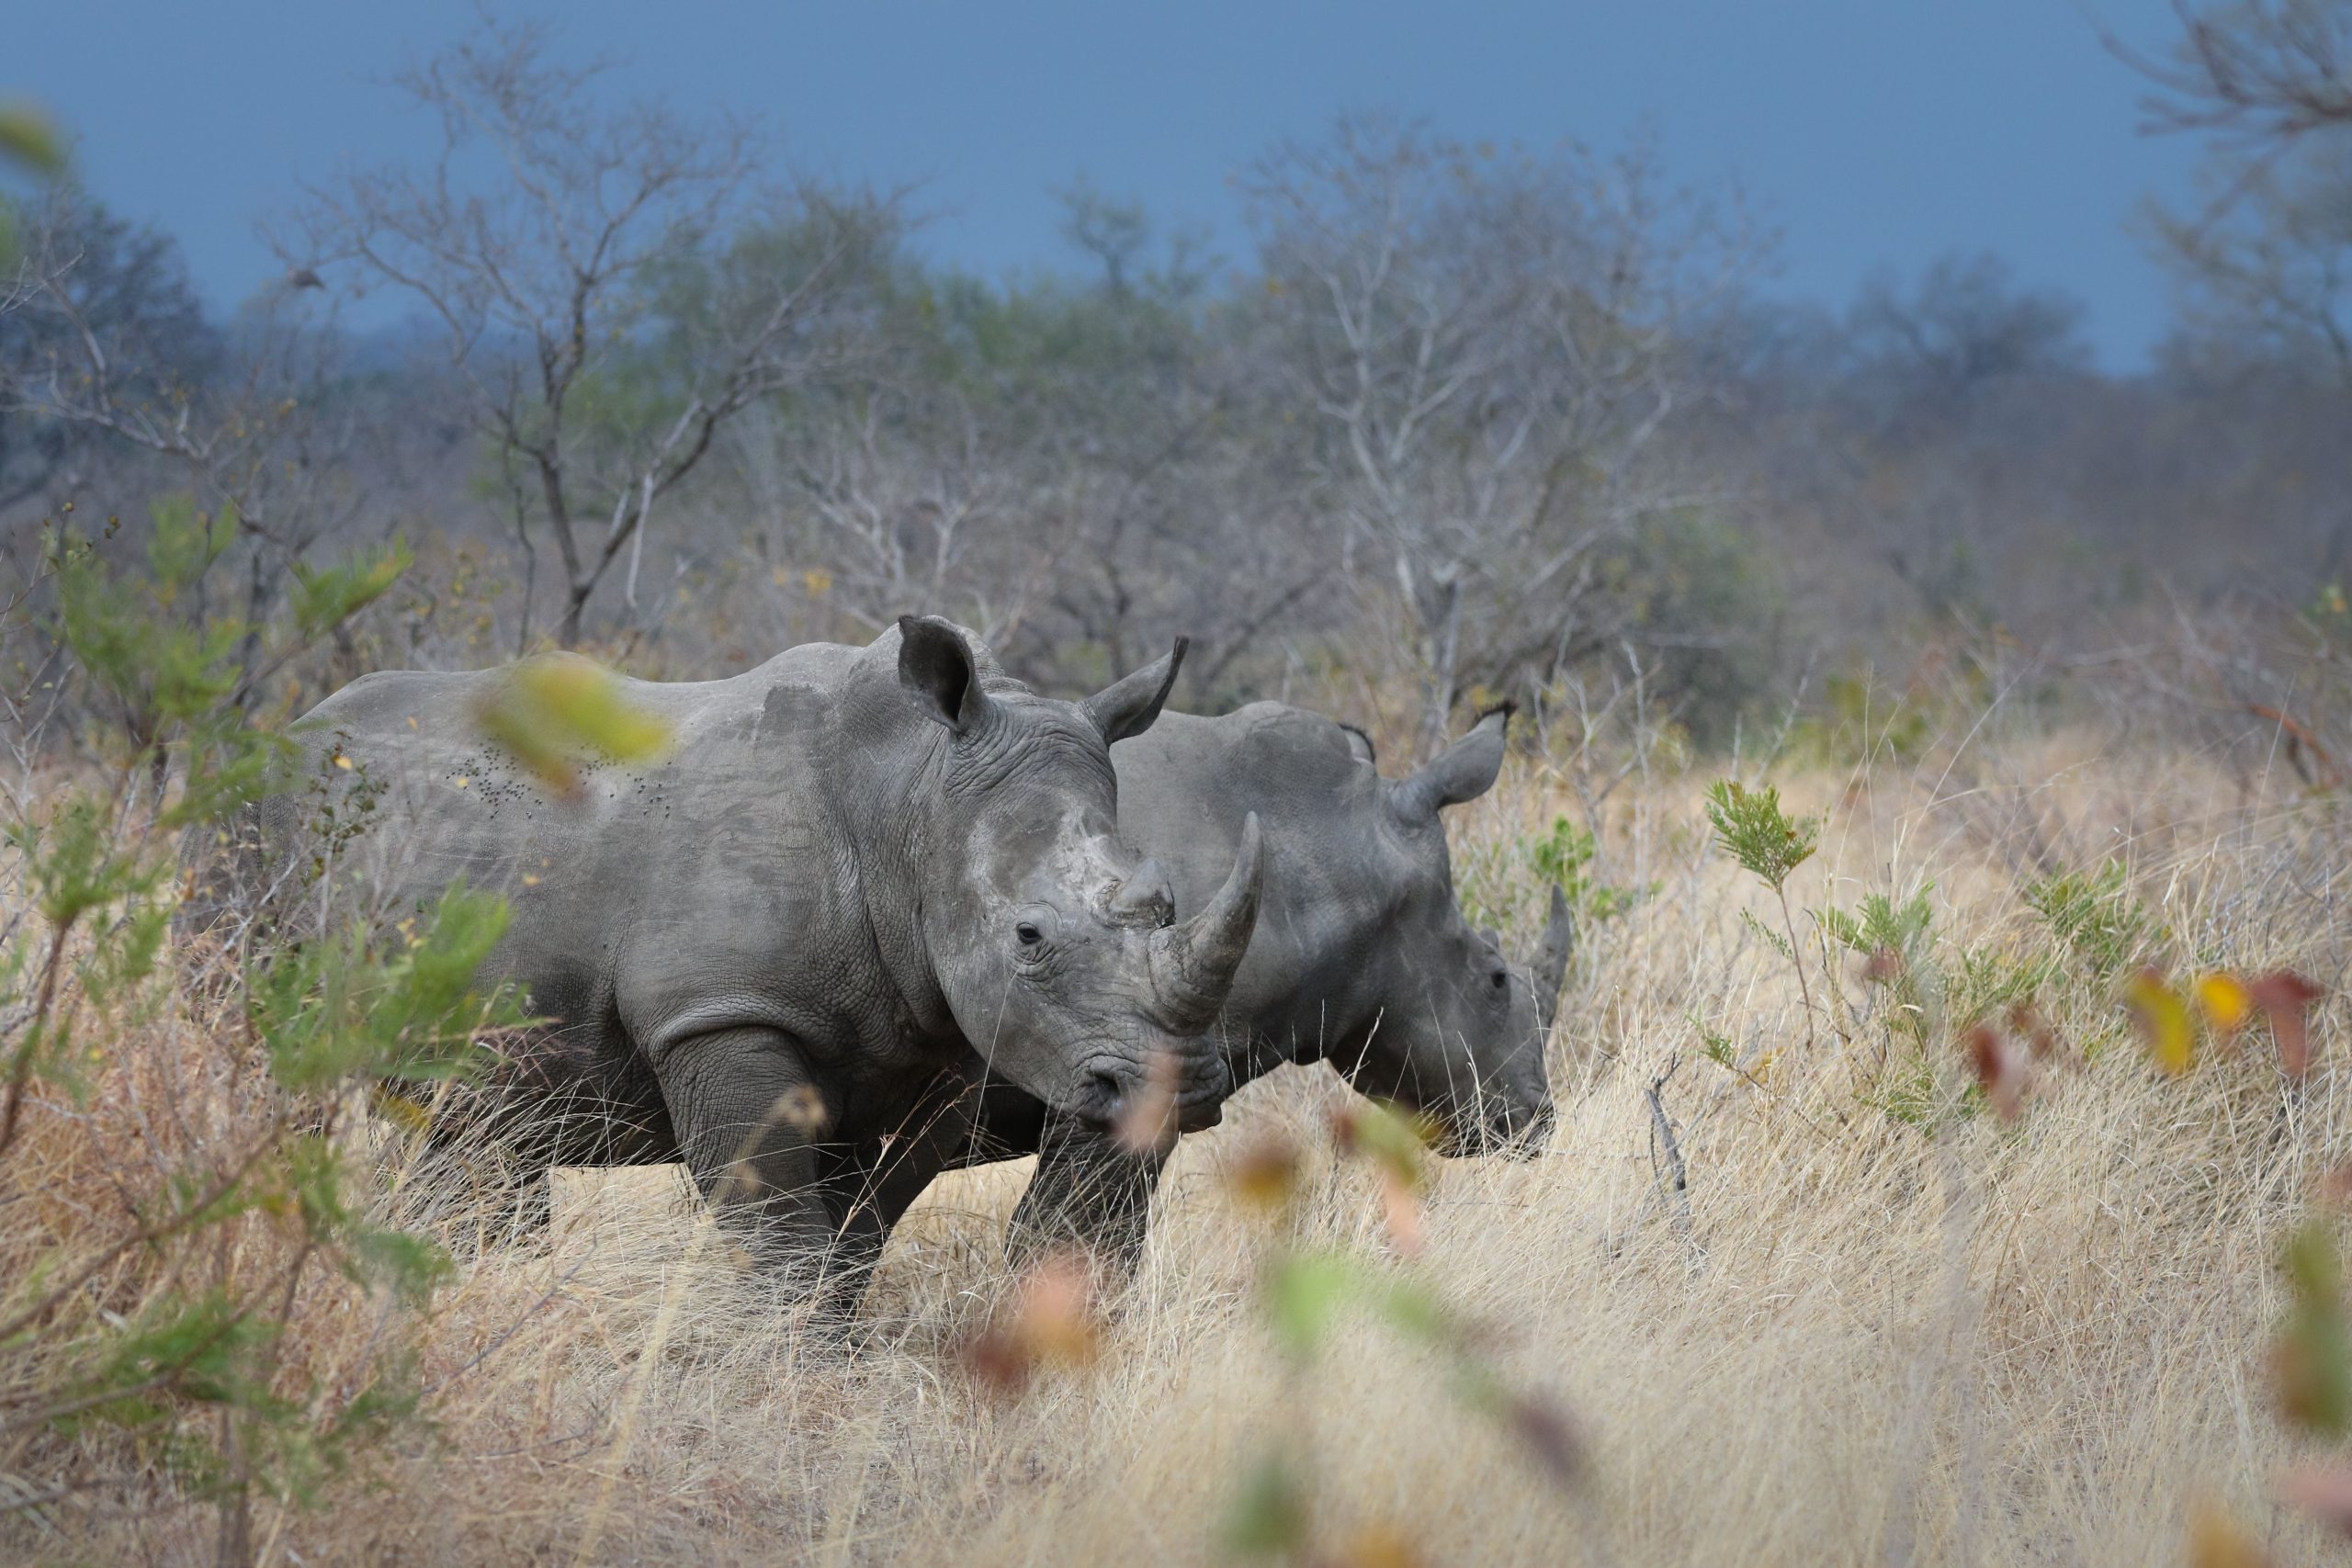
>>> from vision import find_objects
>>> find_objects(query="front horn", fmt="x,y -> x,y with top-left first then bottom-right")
1148,812 -> 1266,1032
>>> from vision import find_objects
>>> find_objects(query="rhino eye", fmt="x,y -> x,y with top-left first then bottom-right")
1012,904 -> 1059,959
1490,969 -> 1509,990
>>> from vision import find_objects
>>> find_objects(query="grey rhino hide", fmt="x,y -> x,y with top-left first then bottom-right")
187,617 -> 1264,1306
930,701 -> 1574,1261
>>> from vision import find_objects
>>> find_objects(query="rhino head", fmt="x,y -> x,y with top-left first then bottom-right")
1343,708 -> 1571,1156
897,616 -> 1262,1134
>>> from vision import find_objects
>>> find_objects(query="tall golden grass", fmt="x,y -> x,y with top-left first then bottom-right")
5,716 -> 2345,1565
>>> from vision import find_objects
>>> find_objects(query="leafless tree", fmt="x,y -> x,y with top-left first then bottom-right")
1,186 -> 370,700
1238,114 -> 1758,748
783,389 -> 1043,644
278,17 -> 886,648
2124,3 -> 2352,406
2119,0 -> 2352,150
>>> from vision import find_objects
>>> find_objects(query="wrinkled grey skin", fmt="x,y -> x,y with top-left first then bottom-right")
923,702 -> 1574,1261
188,617 -> 1265,1306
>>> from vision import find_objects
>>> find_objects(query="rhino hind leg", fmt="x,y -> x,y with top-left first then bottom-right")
1005,1111 -> 1165,1276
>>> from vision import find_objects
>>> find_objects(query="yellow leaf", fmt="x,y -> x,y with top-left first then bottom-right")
1227,1134 -> 1302,1213
2186,1496 -> 2271,1567
0,102 -> 65,175
369,1086 -> 435,1137
474,654 -> 674,799
2197,972 -> 2253,1035
1336,1524 -> 1426,1568
333,753 -> 354,771
2124,967 -> 2195,1076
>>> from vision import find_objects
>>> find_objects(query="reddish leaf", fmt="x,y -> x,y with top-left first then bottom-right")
2278,1464 -> 2352,1538
1502,1392 -> 1587,1488
958,1250 -> 1102,1397
2248,971 -> 2325,1079
2007,998 -> 2063,1063
1376,1170 -> 1424,1258
1963,1022 -> 2026,1123
1113,1047 -> 1182,1156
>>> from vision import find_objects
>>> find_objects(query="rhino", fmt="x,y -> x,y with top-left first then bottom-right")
913,702 -> 1574,1260
191,617 -> 1266,1304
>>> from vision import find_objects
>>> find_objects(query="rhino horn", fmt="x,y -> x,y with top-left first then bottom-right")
1532,883 -> 1575,1036
1390,705 -> 1510,824
1082,637 -> 1187,745
1148,811 -> 1265,1032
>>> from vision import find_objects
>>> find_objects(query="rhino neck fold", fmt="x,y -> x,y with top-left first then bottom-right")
813,678 -> 959,1051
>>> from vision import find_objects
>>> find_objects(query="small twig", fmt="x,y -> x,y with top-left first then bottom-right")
1643,1057 -> 1702,1271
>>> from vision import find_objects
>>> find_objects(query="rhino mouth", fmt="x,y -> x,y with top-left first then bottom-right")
1071,1052 -> 1230,1135
1434,1099 -> 1555,1160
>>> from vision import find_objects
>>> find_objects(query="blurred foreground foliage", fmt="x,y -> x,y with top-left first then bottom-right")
0,492 -> 541,1562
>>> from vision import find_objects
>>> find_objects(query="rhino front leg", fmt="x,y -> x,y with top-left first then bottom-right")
654,1027 -> 842,1296
1006,1111 -> 1165,1273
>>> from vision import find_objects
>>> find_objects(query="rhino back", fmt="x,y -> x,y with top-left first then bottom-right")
251,643 -> 905,1070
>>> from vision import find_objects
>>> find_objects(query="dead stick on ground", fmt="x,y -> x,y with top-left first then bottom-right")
1645,1056 -> 1702,1272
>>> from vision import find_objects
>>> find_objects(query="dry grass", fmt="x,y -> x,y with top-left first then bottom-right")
7,715 -> 2349,1565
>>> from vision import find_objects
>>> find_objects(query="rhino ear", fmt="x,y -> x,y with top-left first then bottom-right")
898,615 -> 989,733
1340,724 -> 1377,766
1083,637 -> 1187,744
1389,705 -> 1510,824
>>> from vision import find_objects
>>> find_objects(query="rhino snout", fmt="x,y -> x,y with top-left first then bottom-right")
1071,1049 -> 1232,1134
1431,1086 -> 1554,1159
1498,1096 -> 1556,1160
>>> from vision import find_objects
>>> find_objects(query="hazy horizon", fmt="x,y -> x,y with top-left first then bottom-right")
17,0 -> 2206,368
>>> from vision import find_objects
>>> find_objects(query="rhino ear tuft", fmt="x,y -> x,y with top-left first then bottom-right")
897,615 -> 989,733
1389,705 -> 1510,824
1083,637 -> 1187,745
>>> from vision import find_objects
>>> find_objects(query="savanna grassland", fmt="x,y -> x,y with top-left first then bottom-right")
6,675 -> 2346,1567
11,8 -> 2352,1562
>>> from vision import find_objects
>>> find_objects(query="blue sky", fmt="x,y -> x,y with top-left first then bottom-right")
20,1 -> 2206,367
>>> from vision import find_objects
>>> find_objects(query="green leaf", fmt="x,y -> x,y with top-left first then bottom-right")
1703,779 -> 1819,893
289,538 -> 413,642
1365,1276 -> 1452,1347
1220,1455 -> 1308,1557
2024,860 -> 2151,981
2278,1221 -> 2352,1437
1264,1252 -> 1362,1362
